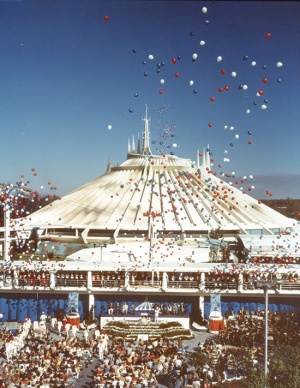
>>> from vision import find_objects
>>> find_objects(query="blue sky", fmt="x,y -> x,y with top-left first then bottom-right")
0,0 -> 299,200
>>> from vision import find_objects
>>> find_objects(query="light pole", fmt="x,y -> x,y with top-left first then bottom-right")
255,279 -> 280,387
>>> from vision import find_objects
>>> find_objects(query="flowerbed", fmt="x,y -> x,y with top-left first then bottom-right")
103,319 -> 194,340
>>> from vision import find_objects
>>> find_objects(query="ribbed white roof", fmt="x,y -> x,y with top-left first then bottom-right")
17,110 -> 299,244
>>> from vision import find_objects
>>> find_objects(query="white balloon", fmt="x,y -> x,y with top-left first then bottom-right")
148,54 -> 154,60
243,176 -> 247,180
108,125 -> 112,130
246,109 -> 251,114
217,56 -> 222,62
172,143 -> 178,148
224,150 -> 228,154
231,71 -> 237,77
192,53 -> 198,60
242,85 -> 248,90
229,126 -> 234,131
251,61 -> 256,66
199,40 -> 205,46
277,62 -> 283,67
41,186 -> 44,189
261,104 -> 267,110
160,79 -> 165,84
189,80 -> 194,86
249,175 -> 253,179
202,7 -> 207,13
224,125 -> 228,130
235,134 -> 239,139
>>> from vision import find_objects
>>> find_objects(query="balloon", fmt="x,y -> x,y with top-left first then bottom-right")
172,143 -> 178,148
249,175 -> 253,179
175,72 -> 180,77
202,7 -> 208,13
108,125 -> 112,130
218,87 -> 223,92
217,56 -> 222,62
242,85 -> 248,90
142,60 -> 146,65
144,72 -> 148,77
160,79 -> 165,84
264,99 -> 268,103
261,104 -> 267,110
231,71 -> 237,77
251,61 -> 256,66
258,90 -> 264,95
210,97 -> 215,102
177,55 -> 182,60
277,62 -> 283,67
199,40 -> 205,46
128,108 -> 133,113
159,90 -> 164,95
172,58 -> 177,64
229,126 -> 234,131
148,54 -> 154,60
262,64 -> 267,69
204,20 -> 210,25
134,93 -> 138,97
235,134 -> 239,139
104,15 -> 109,22
224,150 -> 228,154
224,86 -> 229,91
247,131 -> 252,135
230,143 -> 233,147
248,140 -> 252,144
277,78 -> 282,83
132,49 -> 137,53
189,80 -> 194,86
193,89 -> 197,94
208,122 -> 212,127
246,109 -> 251,114
220,69 -> 226,75
189,31 -> 195,37
243,55 -> 249,60
262,78 -> 268,83
192,53 -> 198,61
265,32 -> 271,38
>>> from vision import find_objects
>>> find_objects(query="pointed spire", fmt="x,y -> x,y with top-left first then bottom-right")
106,159 -> 111,173
137,133 -> 141,154
141,104 -> 152,155
132,135 -> 135,153
128,139 -> 131,154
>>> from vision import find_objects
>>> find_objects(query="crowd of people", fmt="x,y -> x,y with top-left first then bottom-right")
219,308 -> 300,348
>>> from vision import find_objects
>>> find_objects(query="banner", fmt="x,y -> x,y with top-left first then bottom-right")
68,292 -> 79,313
210,294 -> 221,315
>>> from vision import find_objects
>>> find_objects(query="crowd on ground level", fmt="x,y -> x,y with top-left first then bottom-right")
219,307 -> 300,348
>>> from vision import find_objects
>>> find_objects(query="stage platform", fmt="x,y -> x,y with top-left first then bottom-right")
99,312 -> 190,330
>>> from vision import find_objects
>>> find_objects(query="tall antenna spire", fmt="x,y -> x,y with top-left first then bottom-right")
141,104 -> 152,155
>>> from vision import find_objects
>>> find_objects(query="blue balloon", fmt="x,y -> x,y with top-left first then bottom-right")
204,20 -> 210,25
142,60 -> 146,65
128,108 -> 133,113
264,99 -> 268,104
134,93 -> 138,97
253,102 -> 257,106
144,72 -> 148,77
156,69 -> 161,73
230,143 -> 234,147
248,131 -> 252,135
189,31 -> 195,36
161,62 -> 165,67
277,78 -> 282,83
177,55 -> 182,60
193,89 -> 197,94
262,64 -> 267,69
170,152 -> 175,155
243,55 -> 249,60
132,49 -> 137,53
157,63 -> 161,68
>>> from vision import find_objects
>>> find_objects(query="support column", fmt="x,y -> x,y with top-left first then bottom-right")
200,272 -> 205,291
87,271 -> 92,289
238,273 -> 243,292
50,273 -> 55,289
198,296 -> 204,318
88,293 -> 95,320
162,272 -> 168,291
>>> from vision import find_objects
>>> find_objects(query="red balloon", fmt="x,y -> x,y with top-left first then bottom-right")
258,90 -> 264,95
104,15 -> 109,22
175,72 -> 180,78
218,87 -> 223,92
172,58 -> 177,64
248,140 -> 252,145
210,97 -> 215,102
265,32 -> 271,38
220,69 -> 226,75
224,86 -> 229,91
262,78 -> 268,84
159,90 -> 164,94
208,122 -> 212,127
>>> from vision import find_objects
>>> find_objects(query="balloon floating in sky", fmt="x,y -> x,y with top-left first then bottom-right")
128,108 -> 133,113
204,20 -> 210,25
199,40 -> 205,46
251,61 -> 256,66
160,79 -> 165,84
104,15 -> 109,22
108,125 -> 112,130
265,32 -> 271,39
277,62 -> 283,67
217,56 -> 222,62
192,53 -> 198,61
243,55 -> 249,60
193,89 -> 197,94
148,54 -> 154,60
246,109 -> 251,114
277,78 -> 282,83
261,104 -> 267,110
172,58 -> 177,64
189,80 -> 194,86
159,90 -> 164,95
231,72 -> 237,77
134,93 -> 138,97
202,7 -> 208,13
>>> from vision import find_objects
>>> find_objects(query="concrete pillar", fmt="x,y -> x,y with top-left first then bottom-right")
238,273 -> 243,292
87,271 -> 92,289
50,273 -> 55,289
200,272 -> 205,291
88,293 -> 95,319
198,296 -> 204,318
162,272 -> 168,290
